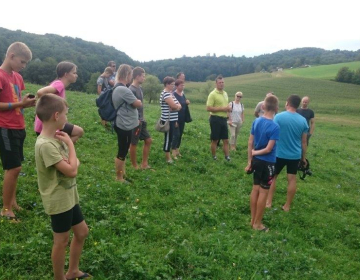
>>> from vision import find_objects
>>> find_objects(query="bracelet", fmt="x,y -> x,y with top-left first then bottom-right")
8,103 -> 12,109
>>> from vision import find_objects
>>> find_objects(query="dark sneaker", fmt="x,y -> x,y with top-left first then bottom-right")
213,156 -> 217,160
225,156 -> 231,162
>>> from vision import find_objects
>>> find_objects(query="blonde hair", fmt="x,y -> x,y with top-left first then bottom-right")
36,94 -> 68,122
7,42 -> 32,61
116,64 -> 133,81
235,91 -> 243,97
104,67 -> 114,75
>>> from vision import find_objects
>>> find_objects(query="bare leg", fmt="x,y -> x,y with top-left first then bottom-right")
283,174 -> 297,211
70,125 -> 84,144
253,187 -> 269,230
115,158 -> 125,182
129,144 -> 139,169
211,140 -> 218,157
65,221 -> 89,280
266,174 -> 278,208
141,138 -> 152,168
165,152 -> 172,162
52,231 -> 70,280
1,167 -> 21,218
223,139 -> 229,157
250,185 -> 260,227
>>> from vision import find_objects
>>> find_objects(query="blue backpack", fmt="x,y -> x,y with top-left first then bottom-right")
96,83 -> 124,122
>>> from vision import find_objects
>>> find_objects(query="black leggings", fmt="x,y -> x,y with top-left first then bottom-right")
114,125 -> 132,160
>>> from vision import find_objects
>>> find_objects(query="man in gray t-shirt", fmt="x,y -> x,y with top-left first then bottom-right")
129,67 -> 152,170
254,92 -> 274,118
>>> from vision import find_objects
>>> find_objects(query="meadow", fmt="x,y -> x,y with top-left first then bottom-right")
0,72 -> 360,280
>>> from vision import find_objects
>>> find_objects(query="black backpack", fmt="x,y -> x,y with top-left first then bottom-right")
96,83 -> 124,122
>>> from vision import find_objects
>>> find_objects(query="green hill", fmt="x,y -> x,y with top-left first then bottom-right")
285,61 -> 360,80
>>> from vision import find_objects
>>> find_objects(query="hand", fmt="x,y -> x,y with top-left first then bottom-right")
245,163 -> 252,172
301,158 -> 307,167
251,149 -> 256,156
225,105 -> 232,112
55,131 -> 72,146
21,94 -> 36,108
77,158 -> 80,167
186,99 -> 190,105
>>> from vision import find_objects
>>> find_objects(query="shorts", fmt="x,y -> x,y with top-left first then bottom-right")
0,128 -> 26,170
209,115 -> 228,141
50,204 -> 84,233
275,157 -> 300,175
62,123 -> 74,136
131,120 -> 151,145
252,158 -> 275,189
114,125 -> 132,160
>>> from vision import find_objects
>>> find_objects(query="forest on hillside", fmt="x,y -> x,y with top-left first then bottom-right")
1,27 -> 359,91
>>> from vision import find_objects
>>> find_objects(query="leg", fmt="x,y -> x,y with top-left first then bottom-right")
66,221 -> 89,279
171,124 -> 180,159
115,158 -> 125,181
250,185 -> 260,227
52,231 -> 70,280
177,121 -> 185,155
129,144 -> 139,169
222,139 -> 229,157
283,174 -> 297,211
229,125 -> 236,151
70,125 -> 84,144
141,138 -> 152,168
164,122 -> 174,162
1,167 -> 21,218
211,140 -> 218,157
253,187 -> 269,230
266,174 -> 278,208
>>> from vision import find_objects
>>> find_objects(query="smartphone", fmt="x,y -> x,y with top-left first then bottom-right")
28,94 -> 35,98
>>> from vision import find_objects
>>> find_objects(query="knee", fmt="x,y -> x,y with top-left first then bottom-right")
7,166 -> 22,177
74,126 -> 84,137
145,138 -> 152,145
75,225 -> 89,241
54,234 -> 70,248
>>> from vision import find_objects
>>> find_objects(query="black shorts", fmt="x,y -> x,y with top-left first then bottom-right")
36,123 -> 74,137
131,120 -> 151,145
275,157 -> 300,175
0,128 -> 26,170
50,204 -> 84,233
114,125 -> 132,160
209,115 -> 228,141
252,158 -> 275,189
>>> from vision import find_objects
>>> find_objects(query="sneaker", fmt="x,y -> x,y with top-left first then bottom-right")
225,156 -> 231,162
213,155 -> 217,160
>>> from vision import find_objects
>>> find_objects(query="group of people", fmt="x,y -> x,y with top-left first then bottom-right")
0,41 -> 316,279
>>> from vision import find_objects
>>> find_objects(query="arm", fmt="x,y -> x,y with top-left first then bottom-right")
301,133 -> 307,165
252,140 -> 276,156
245,134 -> 254,172
97,85 -> 102,95
227,102 -> 232,123
131,99 -> 142,108
241,110 -> 244,123
37,85 -> 57,98
54,132 -> 78,178
165,96 -> 181,111
309,118 -> 315,135
0,93 -> 35,111
206,105 -> 230,113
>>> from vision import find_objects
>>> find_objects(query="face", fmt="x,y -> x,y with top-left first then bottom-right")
166,82 -> 175,91
55,107 -> 68,130
235,93 -> 242,100
137,73 -> 146,84
65,67 -> 78,83
10,54 -> 29,72
302,97 -> 309,108
216,78 -> 225,90
176,83 -> 185,91
111,64 -> 116,71
178,74 -> 185,81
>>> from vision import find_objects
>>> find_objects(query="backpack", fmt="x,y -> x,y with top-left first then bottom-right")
96,83 -> 124,122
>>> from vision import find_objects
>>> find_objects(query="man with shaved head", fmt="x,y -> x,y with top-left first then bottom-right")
297,96 -> 315,145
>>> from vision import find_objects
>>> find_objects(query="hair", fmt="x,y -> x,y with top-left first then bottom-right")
235,91 -> 243,97
163,76 -> 175,86
175,79 -> 184,87
56,61 -> 77,78
104,67 -> 113,75
176,72 -> 185,79
107,61 -> 116,67
6,42 -> 32,61
116,64 -> 133,81
287,94 -> 301,108
215,75 -> 223,82
36,94 -> 68,122
264,95 -> 279,112
133,67 -> 145,79
266,92 -> 274,97
302,96 -> 310,101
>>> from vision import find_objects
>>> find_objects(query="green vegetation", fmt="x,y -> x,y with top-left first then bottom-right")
1,73 -> 360,279
285,61 -> 360,80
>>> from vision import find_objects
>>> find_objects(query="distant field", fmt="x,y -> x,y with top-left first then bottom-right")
284,61 -> 360,80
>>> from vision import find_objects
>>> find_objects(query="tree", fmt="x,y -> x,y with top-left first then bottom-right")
142,75 -> 162,104
352,68 -> 360,85
335,67 -> 353,83
85,72 -> 101,94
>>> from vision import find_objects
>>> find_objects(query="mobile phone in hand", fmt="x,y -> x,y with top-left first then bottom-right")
28,94 -> 35,98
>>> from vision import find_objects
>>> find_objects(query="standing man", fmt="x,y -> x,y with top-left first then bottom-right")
266,95 -> 308,211
176,72 -> 185,82
206,75 -> 231,161
107,61 -> 116,87
254,92 -> 274,118
297,96 -> 315,145
129,67 -> 153,169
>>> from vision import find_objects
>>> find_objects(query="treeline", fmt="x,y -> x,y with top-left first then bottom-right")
335,67 -> 360,85
1,27 -> 360,91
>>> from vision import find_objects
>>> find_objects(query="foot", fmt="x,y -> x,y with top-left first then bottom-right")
281,205 -> 290,212
177,153 -> 182,157
12,204 -> 23,212
132,165 -> 140,170
167,159 -> 174,164
266,202 -> 272,208
225,156 -> 231,162
1,209 -> 20,223
66,271 -> 92,280
213,155 -> 217,160
253,224 -> 269,232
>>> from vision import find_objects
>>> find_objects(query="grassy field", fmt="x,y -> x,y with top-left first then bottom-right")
1,73 -> 360,279
284,61 -> 360,80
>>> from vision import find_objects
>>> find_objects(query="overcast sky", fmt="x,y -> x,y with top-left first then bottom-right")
1,0 -> 359,62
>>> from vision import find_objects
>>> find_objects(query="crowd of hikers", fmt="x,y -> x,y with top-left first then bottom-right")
0,42 -> 315,279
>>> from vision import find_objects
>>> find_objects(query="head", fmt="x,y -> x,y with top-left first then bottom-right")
234,91 -> 243,101
163,76 -> 175,90
301,96 -> 310,109
175,79 -> 185,91
5,42 -> 32,72
176,72 -> 185,81
286,94 -> 301,109
107,61 -> 116,72
132,67 -> 146,84
116,64 -> 133,84
264,95 -> 279,113
103,67 -> 114,78
266,92 -> 274,98
215,75 -> 224,91
36,94 -> 68,129
56,61 -> 78,83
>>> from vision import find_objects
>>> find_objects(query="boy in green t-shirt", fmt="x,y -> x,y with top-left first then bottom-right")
35,94 -> 91,280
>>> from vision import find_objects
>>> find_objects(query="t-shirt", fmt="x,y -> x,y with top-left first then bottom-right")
274,111 -> 309,159
160,91 -> 179,122
34,80 -> 66,133
0,69 -> 25,129
35,136 -> 79,215
97,75 -> 110,93
112,84 -> 138,130
129,84 -> 144,121
254,101 -> 264,117
251,117 -> 280,163
206,88 -> 228,118
173,91 -> 187,122
230,101 -> 244,123
296,108 -> 314,132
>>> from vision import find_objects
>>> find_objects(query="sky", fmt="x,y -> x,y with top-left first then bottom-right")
1,0 -> 359,62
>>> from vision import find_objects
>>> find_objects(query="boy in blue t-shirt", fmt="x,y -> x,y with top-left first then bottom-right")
245,95 -> 280,232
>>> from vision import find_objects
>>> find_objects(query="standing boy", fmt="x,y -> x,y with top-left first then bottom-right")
245,95 -> 280,232
0,42 -> 36,221
129,67 -> 153,169
297,96 -> 315,145
35,94 -> 90,280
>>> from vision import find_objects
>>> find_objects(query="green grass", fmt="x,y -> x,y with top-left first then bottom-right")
284,61 -> 360,80
1,74 -> 360,279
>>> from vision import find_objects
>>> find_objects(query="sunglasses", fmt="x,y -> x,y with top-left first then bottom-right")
236,96 -> 242,98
